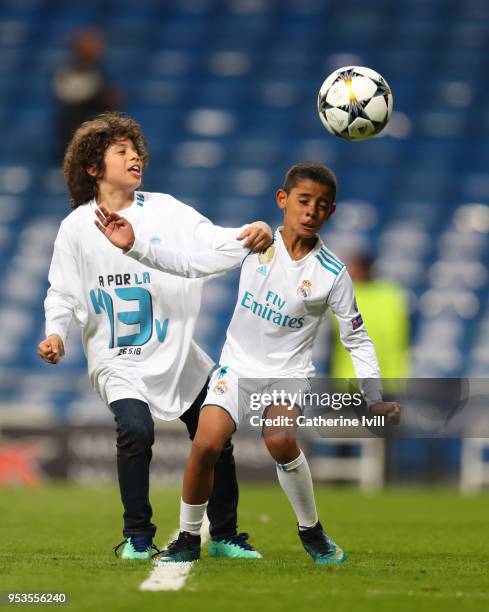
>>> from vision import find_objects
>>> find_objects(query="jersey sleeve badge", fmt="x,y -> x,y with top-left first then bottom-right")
351,314 -> 364,330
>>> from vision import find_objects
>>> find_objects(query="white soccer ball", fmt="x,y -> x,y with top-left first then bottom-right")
317,66 -> 393,141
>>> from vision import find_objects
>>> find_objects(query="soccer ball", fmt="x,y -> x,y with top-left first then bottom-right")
317,66 -> 393,141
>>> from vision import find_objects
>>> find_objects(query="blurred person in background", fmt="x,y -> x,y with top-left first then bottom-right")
52,28 -> 123,161
329,249 -> 410,479
330,249 -> 410,382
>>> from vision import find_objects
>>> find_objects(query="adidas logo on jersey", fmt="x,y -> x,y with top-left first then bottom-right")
256,244 -> 276,276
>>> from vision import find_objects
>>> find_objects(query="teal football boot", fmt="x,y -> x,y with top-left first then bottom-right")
208,532 -> 262,559
113,536 -> 158,560
158,531 -> 201,563
299,522 -> 347,564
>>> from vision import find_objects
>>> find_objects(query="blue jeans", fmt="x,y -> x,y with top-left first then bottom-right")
110,382 -> 238,540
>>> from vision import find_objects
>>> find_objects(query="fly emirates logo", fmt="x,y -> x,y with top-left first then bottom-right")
240,290 -> 304,329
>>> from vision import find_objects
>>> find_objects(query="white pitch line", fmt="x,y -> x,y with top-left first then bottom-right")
139,517 -> 210,592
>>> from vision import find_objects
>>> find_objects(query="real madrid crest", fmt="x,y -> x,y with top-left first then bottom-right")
213,380 -> 228,395
297,279 -> 312,298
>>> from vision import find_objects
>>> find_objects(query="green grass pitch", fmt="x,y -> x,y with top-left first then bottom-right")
1,484 -> 488,611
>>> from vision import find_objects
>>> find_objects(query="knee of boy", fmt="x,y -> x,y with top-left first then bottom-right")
192,436 -> 224,463
265,435 -> 298,464
116,417 -> 154,453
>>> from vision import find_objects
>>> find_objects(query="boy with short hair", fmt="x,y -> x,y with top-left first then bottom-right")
39,111 -> 272,559
96,161 -> 400,564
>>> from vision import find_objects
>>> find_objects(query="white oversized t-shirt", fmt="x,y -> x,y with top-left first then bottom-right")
44,191 -> 247,420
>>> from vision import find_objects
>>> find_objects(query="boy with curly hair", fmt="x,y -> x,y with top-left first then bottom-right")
38,112 -> 271,559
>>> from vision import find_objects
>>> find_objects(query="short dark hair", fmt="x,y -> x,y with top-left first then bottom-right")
283,162 -> 337,203
63,111 -> 148,209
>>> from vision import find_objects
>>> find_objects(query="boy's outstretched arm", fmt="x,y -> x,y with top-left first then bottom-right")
95,206 -> 273,278
328,268 -> 401,425
39,225 -> 81,365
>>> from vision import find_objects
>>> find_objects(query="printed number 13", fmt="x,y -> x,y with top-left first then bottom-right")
90,287 -> 168,347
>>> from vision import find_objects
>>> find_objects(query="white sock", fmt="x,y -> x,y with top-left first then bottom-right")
179,498 -> 208,535
276,449 -> 318,530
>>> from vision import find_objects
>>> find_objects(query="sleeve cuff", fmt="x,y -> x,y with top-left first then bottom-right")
45,325 -> 68,345
124,235 -> 147,260
361,380 -> 384,408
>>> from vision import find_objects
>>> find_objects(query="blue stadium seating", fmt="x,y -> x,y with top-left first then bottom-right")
0,0 -> 488,436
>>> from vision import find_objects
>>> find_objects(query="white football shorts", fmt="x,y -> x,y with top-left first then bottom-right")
203,365 -> 311,429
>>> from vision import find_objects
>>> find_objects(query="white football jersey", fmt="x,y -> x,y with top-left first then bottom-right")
126,227 -> 383,405
44,191 -> 247,420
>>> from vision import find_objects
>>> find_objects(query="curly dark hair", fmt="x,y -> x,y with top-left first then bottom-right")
63,112 -> 148,209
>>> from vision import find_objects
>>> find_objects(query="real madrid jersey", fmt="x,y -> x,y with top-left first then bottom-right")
125,227 -> 383,406
44,191 -> 248,420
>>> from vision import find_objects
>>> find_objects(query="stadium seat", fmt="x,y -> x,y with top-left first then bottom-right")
0,0 -> 488,433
